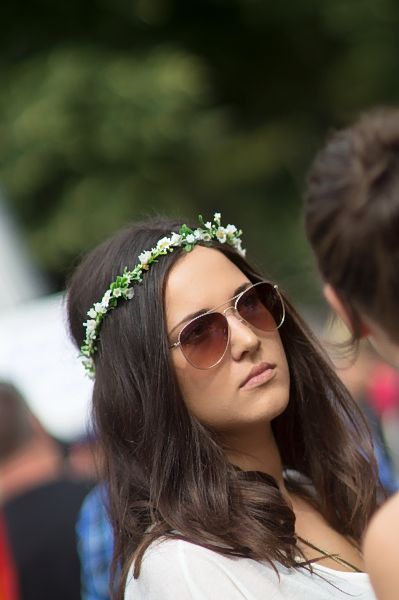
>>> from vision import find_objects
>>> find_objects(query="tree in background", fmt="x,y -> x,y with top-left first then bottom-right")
0,0 -> 398,300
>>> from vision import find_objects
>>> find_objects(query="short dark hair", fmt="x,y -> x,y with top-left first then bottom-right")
0,382 -> 33,462
67,216 -> 379,599
304,107 -> 399,343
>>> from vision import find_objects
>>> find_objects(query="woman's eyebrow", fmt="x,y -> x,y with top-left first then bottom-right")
170,282 -> 251,334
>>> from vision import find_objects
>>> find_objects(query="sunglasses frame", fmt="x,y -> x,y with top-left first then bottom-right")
169,280 -> 285,370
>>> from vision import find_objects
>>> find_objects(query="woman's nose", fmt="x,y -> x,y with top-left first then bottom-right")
225,308 -> 260,360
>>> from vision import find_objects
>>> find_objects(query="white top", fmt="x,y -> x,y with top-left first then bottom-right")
125,538 -> 377,600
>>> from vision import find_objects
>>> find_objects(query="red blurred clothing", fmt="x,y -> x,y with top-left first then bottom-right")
368,363 -> 399,416
0,512 -> 18,600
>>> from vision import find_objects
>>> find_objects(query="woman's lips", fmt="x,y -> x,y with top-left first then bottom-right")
240,362 -> 276,390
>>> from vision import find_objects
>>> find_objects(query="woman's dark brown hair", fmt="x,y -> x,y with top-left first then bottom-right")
67,216 -> 379,599
304,107 -> 399,344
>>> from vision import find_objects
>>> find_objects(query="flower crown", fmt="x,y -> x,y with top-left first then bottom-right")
80,213 -> 246,377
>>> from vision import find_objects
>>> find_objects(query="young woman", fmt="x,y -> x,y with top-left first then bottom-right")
67,213 -> 379,599
304,108 -> 399,600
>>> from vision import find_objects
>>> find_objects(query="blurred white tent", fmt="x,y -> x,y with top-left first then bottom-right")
0,197 -> 92,440
0,198 -> 46,309
0,294 -> 93,440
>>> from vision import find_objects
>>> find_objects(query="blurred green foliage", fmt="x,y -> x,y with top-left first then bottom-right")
1,0 -> 399,302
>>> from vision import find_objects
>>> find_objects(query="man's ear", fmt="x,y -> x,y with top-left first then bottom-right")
323,283 -> 370,337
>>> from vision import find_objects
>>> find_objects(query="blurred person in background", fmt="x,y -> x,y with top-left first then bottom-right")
67,214 -> 380,600
66,433 -> 114,599
332,337 -> 398,494
73,433 -> 114,600
0,381 -> 90,600
304,107 -> 399,600
0,510 -> 18,600
76,483 -> 114,600
65,432 -> 100,482
367,362 -> 399,474
70,437 -> 115,598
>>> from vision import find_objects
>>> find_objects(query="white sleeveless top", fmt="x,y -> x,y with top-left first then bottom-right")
125,538 -> 376,599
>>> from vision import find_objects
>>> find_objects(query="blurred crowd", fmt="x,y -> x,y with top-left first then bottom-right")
0,382 -> 97,600
333,342 -> 399,494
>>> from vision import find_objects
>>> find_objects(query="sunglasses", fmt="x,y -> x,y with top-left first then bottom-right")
169,280 -> 285,369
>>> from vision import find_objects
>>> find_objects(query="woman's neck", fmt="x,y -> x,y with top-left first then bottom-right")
223,423 -> 285,489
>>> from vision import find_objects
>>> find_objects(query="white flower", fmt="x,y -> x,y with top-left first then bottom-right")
202,232 -> 211,241
84,319 -> 97,333
86,303 -> 105,319
101,290 -> 112,308
216,227 -> 227,243
139,250 -> 152,269
225,224 -> 237,235
113,288 -> 122,298
204,221 -> 212,230
185,233 -> 195,244
124,272 -> 133,283
193,229 -> 204,240
233,239 -> 246,257
84,320 -> 97,341
82,358 -> 94,375
170,232 -> 182,246
125,287 -> 135,300
214,212 -> 221,224
157,236 -> 172,251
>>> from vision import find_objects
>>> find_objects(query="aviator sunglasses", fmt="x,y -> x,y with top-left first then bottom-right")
169,280 -> 285,369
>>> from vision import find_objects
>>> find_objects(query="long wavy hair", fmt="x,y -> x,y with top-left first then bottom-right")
67,216 -> 379,599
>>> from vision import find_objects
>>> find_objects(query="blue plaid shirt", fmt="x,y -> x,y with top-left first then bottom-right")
76,485 -> 114,600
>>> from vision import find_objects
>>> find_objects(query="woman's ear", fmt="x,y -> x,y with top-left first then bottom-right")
323,283 -> 370,337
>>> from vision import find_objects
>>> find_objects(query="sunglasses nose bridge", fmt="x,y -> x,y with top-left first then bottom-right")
223,305 -> 245,324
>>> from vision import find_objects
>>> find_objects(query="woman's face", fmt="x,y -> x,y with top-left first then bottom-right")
165,246 -> 290,434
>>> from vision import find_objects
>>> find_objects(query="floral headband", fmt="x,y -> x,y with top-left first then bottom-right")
80,213 -> 246,377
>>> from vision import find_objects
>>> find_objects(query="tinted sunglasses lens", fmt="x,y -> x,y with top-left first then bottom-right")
237,282 -> 284,331
179,312 -> 229,369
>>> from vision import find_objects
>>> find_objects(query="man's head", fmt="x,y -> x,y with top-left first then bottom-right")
304,108 -> 399,366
